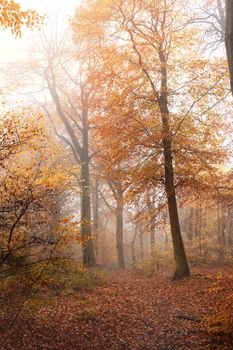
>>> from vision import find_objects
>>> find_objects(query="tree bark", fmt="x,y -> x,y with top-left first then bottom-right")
81,158 -> 95,266
158,47 -> 190,279
161,117 -> 190,279
198,203 -> 203,256
225,0 -> 233,93
139,226 -> 144,260
131,223 -> 138,263
147,193 -> 156,254
81,113 -> 95,266
187,207 -> 193,242
115,189 -> 125,269
150,222 -> 156,253
92,178 -> 99,260
228,209 -> 233,255
108,180 -> 125,269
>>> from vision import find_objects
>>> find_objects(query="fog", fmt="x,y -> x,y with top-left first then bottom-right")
0,1 -> 233,348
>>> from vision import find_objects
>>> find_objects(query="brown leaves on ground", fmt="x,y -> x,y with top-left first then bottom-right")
1,266 -> 233,350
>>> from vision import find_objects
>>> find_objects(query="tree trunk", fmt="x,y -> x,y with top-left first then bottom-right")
187,207 -> 193,242
161,125 -> 190,278
217,201 -> 224,261
92,178 -> 99,259
228,210 -> 233,256
225,0 -> 233,93
81,158 -> 95,266
150,224 -> 155,256
46,72 -> 95,266
49,201 -> 60,243
147,192 -> 156,255
116,189 -> 125,269
158,48 -> 190,279
131,223 -> 138,264
81,108 -> 95,267
139,227 -> 144,260
198,204 -> 202,256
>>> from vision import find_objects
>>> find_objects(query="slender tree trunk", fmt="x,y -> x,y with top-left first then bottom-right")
139,227 -> 144,260
187,207 -> 193,242
228,210 -> 233,256
225,0 -> 233,93
8,203 -> 30,251
115,189 -> 125,269
46,73 -> 95,266
217,200 -> 224,261
203,206 -> 207,258
158,48 -> 190,279
147,192 -> 156,255
131,223 -> 138,264
163,212 -> 168,247
220,206 -> 227,257
81,110 -> 95,267
161,129 -> 190,278
150,222 -> 156,255
81,158 -> 95,266
92,178 -> 99,259
198,203 -> 202,256
49,201 -> 60,243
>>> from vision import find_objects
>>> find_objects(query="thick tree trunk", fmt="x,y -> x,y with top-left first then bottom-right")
116,192 -> 125,269
225,0 -> 233,93
81,159 -> 95,266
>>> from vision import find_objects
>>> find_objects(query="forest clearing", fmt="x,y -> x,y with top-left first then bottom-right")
1,0 -> 233,349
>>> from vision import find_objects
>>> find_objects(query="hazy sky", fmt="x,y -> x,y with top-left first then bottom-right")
0,0 -> 79,63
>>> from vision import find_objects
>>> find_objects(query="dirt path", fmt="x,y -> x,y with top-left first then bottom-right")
1,267 -> 233,349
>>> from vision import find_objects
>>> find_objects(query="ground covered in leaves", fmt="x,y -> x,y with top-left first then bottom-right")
1,266 -> 233,350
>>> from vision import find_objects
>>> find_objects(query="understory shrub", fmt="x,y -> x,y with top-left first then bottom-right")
204,274 -> 233,335
0,258 -> 108,298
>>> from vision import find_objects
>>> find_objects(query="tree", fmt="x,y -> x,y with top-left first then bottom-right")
0,105 -> 73,266
72,0 -> 231,278
19,31 -> 100,266
73,0 -> 191,278
96,144 -> 127,268
0,0 -> 43,36
109,180 -> 125,268
225,0 -> 233,93
194,0 -> 225,50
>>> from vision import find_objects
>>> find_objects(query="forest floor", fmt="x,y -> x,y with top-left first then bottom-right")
1,266 -> 233,350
